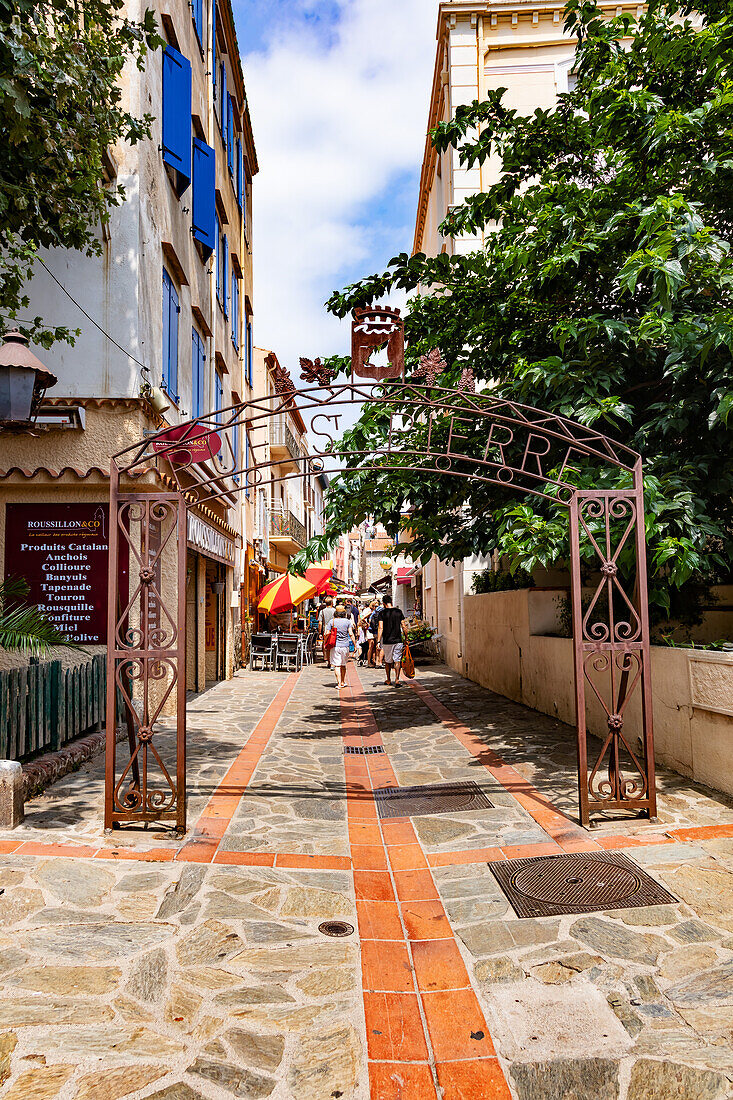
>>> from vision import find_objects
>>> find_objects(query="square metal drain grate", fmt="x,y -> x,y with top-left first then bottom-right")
344,745 -> 385,755
489,850 -> 677,918
374,781 -> 493,819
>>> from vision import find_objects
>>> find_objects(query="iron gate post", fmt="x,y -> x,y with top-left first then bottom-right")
569,492 -> 591,827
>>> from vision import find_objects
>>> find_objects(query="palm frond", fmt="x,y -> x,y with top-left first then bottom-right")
0,575 -> 72,657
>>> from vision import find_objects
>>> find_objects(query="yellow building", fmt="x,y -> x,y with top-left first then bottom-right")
413,0 -> 633,671
415,0 -> 637,258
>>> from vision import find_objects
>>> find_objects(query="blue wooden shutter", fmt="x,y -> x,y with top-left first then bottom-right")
244,432 -> 249,496
232,418 -> 240,484
221,62 -> 227,147
162,46 -> 192,196
215,215 -> 221,302
162,269 -> 179,401
246,314 -> 253,386
236,139 -> 243,209
212,2 -> 216,83
222,235 -> 228,317
227,96 -> 235,176
192,328 -> 206,417
169,279 -> 179,401
162,271 -> 170,390
231,272 -> 238,349
215,370 -> 223,424
192,138 -> 215,257
193,0 -> 203,44
242,156 -> 247,238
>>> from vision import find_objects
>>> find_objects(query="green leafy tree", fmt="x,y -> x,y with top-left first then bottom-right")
0,577 -> 70,656
312,0 -> 733,613
0,0 -> 161,346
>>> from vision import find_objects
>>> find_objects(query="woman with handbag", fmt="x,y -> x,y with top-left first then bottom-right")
329,604 -> 357,689
318,596 -> 335,663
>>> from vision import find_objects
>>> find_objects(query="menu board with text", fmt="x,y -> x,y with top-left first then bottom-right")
4,502 -> 127,644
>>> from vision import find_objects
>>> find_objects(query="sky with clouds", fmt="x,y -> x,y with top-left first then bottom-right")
231,0 -> 438,374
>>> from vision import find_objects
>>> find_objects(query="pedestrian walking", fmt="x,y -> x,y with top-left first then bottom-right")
368,600 -> 380,666
330,603 -> 356,689
357,607 -> 371,665
376,594 -> 406,686
318,596 -> 335,663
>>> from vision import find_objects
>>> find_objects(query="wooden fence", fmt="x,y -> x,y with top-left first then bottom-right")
0,654 -> 124,762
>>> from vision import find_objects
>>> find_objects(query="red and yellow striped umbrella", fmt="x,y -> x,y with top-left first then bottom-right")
257,573 -> 317,614
305,559 -> 334,594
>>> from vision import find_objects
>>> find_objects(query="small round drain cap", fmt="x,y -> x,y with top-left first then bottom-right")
318,920 -> 354,937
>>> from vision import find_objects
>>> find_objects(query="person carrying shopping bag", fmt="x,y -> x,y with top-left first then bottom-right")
330,604 -> 356,689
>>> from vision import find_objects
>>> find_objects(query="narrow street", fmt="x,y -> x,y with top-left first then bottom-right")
0,663 -> 731,1099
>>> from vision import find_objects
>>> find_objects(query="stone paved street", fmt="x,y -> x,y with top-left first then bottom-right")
0,662 -> 732,1098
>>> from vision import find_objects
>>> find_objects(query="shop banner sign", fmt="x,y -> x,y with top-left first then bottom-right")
152,423 -> 222,466
4,503 -> 125,645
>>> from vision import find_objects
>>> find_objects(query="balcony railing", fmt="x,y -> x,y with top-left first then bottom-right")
269,415 -> 301,463
269,507 -> 307,549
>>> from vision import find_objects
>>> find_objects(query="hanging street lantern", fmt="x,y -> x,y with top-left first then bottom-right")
0,330 -> 57,424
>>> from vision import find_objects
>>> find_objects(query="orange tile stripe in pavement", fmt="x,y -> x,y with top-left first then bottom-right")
0,666 -> 731,871
342,662 -> 513,1100
176,671 -> 301,862
408,677 -> 601,853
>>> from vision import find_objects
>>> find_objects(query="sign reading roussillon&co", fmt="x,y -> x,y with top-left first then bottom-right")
187,513 -> 234,565
4,503 -> 128,644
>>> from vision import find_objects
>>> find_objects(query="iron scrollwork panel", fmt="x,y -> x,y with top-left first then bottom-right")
105,492 -> 186,830
571,489 -> 656,823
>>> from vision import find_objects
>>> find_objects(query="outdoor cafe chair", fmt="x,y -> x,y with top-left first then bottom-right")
305,631 -> 317,664
250,633 -> 277,672
276,633 -> 301,673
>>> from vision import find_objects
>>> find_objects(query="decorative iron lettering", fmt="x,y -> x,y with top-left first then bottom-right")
107,377 -> 656,831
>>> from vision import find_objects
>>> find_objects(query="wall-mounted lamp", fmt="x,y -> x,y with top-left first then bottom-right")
0,330 -> 57,424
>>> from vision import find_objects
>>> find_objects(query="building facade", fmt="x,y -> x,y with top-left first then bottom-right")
411,0 -> 628,671
246,348 -> 326,628
0,0 -> 257,693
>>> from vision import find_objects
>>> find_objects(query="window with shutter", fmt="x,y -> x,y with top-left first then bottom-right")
215,214 -> 221,303
162,46 -> 192,196
212,2 -> 216,83
192,0 -> 203,47
227,96 -> 235,177
221,62 -> 227,148
192,139 -> 215,258
236,138 -> 243,210
242,154 -> 248,239
222,235 -> 229,318
231,272 -> 239,350
162,268 -> 180,403
244,432 -> 250,496
232,418 -> 240,484
246,313 -> 253,387
215,369 -> 223,425
191,327 -> 206,418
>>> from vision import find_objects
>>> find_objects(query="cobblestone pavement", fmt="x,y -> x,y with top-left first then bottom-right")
0,662 -> 731,1099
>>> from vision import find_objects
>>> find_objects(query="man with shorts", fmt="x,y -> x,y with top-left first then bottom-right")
376,594 -> 406,687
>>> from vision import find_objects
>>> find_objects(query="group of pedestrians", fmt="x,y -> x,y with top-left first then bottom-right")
317,594 -> 407,690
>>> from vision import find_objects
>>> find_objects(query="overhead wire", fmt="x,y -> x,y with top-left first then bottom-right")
36,257 -> 151,375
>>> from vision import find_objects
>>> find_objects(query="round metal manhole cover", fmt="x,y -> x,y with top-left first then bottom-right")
511,857 -> 643,909
318,921 -> 354,938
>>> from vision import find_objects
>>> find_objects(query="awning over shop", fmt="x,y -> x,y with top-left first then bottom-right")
396,566 -> 415,585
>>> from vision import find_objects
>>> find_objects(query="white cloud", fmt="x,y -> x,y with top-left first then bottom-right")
241,0 -> 437,371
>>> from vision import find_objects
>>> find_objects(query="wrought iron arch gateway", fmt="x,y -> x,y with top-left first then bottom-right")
105,323 -> 657,834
